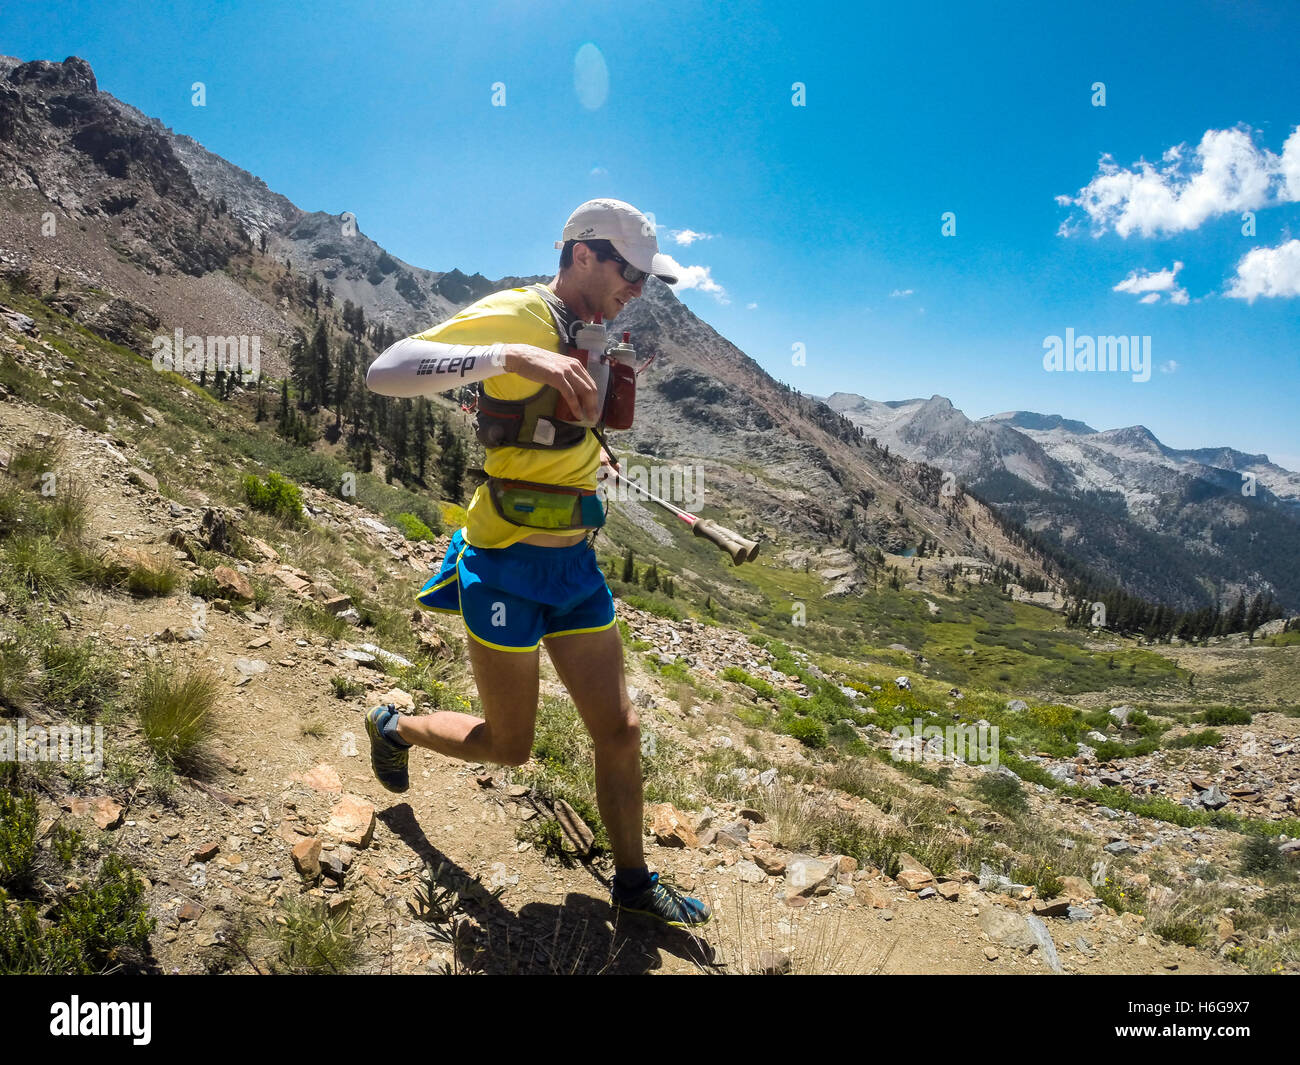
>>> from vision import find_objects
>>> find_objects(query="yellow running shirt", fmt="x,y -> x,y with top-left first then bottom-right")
412,285 -> 600,548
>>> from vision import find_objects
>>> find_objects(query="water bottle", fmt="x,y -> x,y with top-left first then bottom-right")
557,316 -> 610,426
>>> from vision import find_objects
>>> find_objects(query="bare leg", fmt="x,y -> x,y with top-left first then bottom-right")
542,624 -> 644,870
394,634 -> 539,767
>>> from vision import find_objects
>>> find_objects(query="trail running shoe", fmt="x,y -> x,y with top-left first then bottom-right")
611,872 -> 711,928
365,704 -> 409,794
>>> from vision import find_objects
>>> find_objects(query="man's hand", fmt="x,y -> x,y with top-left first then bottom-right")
502,343 -> 600,423
597,448 -> 619,485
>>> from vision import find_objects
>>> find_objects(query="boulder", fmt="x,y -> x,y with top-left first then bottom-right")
291,837 -> 322,878
785,856 -> 835,897
327,794 -> 376,848
649,803 -> 699,849
894,852 -> 935,891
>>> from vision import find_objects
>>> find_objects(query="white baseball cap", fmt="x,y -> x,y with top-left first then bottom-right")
555,198 -> 679,284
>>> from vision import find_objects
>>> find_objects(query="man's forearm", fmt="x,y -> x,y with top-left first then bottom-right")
365,337 -> 510,398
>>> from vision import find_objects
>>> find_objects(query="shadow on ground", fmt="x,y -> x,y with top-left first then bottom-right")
379,803 -> 721,974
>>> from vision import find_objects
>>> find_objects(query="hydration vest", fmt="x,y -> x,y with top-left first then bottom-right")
472,283 -> 595,451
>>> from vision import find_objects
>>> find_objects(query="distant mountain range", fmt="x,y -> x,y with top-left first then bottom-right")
823,392 -> 1300,609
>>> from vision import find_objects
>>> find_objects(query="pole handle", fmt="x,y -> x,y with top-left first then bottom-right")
692,518 -> 760,565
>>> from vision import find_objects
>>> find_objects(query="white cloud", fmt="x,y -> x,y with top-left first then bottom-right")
664,256 -> 728,303
1226,238 -> 1300,302
890,288 -> 914,298
746,302 -> 758,310
1160,360 -> 1179,374
589,166 -> 608,177
1058,125 -> 1300,237
670,229 -> 714,245
1113,261 -> 1189,305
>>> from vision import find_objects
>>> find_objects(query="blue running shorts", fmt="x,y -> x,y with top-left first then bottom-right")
416,526 -> 616,652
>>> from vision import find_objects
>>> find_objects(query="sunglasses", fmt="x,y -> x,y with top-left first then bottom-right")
593,246 -> 649,284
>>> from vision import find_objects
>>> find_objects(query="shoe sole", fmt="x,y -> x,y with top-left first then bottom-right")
365,707 -> 410,794
612,901 -> 712,929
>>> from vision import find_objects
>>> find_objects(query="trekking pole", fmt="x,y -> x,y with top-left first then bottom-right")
605,466 -> 760,565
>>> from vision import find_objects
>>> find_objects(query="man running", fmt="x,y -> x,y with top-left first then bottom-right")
363,198 -> 710,928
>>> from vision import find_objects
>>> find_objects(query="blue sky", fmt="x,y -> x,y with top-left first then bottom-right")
4,0 -> 1298,467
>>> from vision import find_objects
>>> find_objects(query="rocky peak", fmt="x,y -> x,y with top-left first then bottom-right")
7,55 -> 98,94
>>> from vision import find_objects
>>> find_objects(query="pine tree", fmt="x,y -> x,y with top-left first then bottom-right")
644,563 -> 659,593
288,329 -> 310,406
311,322 -> 332,410
1224,594 -> 1247,635
334,339 -> 357,428
392,400 -> 410,479
277,378 -> 291,434
414,399 -> 429,482
439,434 -> 466,502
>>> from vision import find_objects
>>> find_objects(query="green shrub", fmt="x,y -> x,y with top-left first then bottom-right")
45,475 -> 90,539
1095,876 -> 1144,915
781,714 -> 827,748
125,556 -> 180,597
242,471 -> 304,524
810,809 -> 873,863
1153,920 -> 1204,947
1012,857 -> 1064,899
620,594 -> 681,621
0,636 -> 37,712
1240,835 -> 1286,878
1169,729 -> 1222,750
974,772 -> 1028,814
517,819 -> 573,864
189,573 -> 222,600
330,675 -> 364,699
0,853 -> 154,974
1201,706 -> 1252,726
291,600 -> 349,641
722,667 -> 777,699
41,637 -> 118,721
134,661 -> 218,773
1,535 -> 72,600
262,895 -> 357,975
5,435 -> 64,486
50,822 -> 84,866
0,787 -> 38,889
394,512 -> 437,542
1092,740 -> 1128,761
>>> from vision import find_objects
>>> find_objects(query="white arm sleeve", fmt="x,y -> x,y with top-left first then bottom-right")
365,337 -> 508,398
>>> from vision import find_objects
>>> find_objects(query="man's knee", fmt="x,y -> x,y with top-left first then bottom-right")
593,704 -> 640,750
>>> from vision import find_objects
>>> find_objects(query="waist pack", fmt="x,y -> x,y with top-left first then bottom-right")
487,476 -> 606,531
